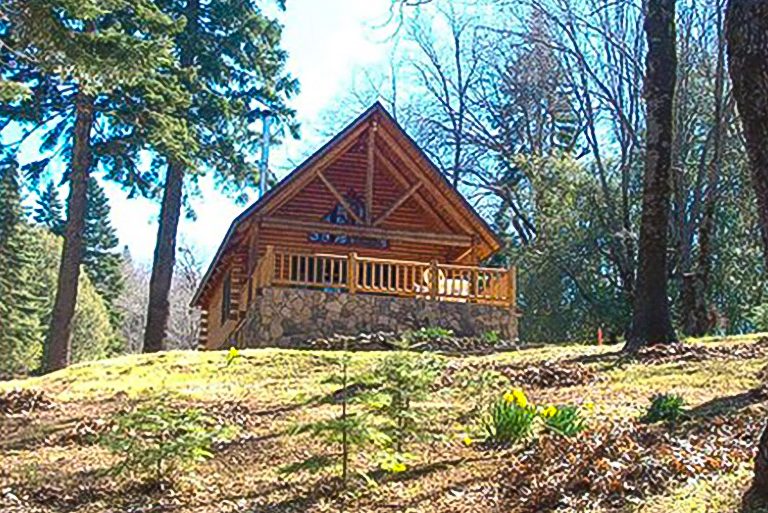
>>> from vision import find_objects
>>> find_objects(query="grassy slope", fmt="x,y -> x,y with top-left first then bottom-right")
0,336 -> 766,512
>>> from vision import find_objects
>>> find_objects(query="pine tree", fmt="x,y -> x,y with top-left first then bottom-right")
82,180 -> 124,329
142,0 -> 298,352
1,0 -> 193,371
33,181 -> 65,235
0,161 -> 46,376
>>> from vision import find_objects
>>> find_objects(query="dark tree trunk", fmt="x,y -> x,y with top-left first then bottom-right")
142,0 -> 199,353
726,0 -> 768,503
726,0 -> 768,271
45,93 -> 95,372
143,160 -> 184,353
625,0 -> 679,352
745,417 -> 768,506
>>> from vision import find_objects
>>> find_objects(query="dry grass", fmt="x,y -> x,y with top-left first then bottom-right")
1,335 -> 766,512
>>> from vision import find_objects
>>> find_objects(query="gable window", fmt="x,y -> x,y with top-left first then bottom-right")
221,272 -> 232,325
308,189 -> 388,249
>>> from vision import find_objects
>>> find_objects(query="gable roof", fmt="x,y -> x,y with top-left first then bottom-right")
191,102 -> 502,306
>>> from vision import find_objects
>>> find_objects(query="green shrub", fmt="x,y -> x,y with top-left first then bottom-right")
480,330 -> 502,345
484,389 -> 537,444
541,404 -> 587,437
642,393 -> 685,424
749,303 -> 768,331
403,327 -> 454,345
370,352 -> 443,456
99,400 -> 236,485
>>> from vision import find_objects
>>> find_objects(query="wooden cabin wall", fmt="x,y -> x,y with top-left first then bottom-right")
271,146 -> 457,237
204,278 -> 232,349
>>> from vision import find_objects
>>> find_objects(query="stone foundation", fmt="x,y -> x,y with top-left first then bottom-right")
238,287 -> 519,348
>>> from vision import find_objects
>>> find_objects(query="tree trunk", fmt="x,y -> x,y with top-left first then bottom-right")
687,3 -> 727,338
142,160 -> 184,353
625,0 -> 679,352
726,0 -> 768,271
745,418 -> 768,506
141,0 -> 198,353
45,93 -> 95,372
725,0 -> 768,502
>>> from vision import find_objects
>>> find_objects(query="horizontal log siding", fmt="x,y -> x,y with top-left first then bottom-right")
273,147 -> 452,235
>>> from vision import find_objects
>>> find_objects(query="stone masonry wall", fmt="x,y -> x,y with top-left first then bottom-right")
239,287 -> 519,348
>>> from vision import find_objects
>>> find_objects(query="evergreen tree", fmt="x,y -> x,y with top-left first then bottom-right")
1,0 -> 193,371
33,181 -> 65,235
0,161 -> 46,376
143,0 -> 298,352
82,179 -> 124,329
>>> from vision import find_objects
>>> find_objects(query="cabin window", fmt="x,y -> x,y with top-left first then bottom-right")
308,189 -> 389,249
221,272 -> 232,325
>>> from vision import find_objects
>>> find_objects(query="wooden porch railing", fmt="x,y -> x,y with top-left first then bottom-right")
247,245 -> 516,308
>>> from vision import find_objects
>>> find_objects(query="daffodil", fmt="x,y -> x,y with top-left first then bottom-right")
542,405 -> 558,418
512,388 -> 528,409
391,462 -> 407,473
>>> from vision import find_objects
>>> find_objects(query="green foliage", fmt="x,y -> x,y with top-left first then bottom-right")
749,303 -> 768,332
505,154 -> 632,343
403,327 -> 454,345
642,393 -> 686,425
283,351 -> 375,484
541,405 -> 587,437
0,164 -> 48,375
99,400 -> 236,484
33,181 -> 65,236
481,330 -> 502,346
367,352 -> 443,455
484,389 -> 538,445
0,178 -> 117,377
82,179 -> 124,330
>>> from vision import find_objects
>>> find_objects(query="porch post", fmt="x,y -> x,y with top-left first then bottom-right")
348,252 -> 358,294
507,265 -> 517,308
430,259 -> 440,300
263,245 -> 275,287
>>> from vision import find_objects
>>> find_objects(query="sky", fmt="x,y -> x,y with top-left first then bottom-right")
66,0 -> 398,268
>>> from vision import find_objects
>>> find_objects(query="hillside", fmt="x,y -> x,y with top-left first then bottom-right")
1,336 -> 767,513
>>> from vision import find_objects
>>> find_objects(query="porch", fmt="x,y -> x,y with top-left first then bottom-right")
228,246 -> 518,348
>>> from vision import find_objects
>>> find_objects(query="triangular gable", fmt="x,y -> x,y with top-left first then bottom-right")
192,102 -> 501,306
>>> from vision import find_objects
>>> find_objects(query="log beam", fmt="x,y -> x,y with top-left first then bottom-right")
366,121 -> 377,225
373,181 -> 422,227
317,171 -> 364,225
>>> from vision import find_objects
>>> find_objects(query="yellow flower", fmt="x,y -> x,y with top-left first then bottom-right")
512,388 -> 528,409
584,401 -> 595,412
228,346 -> 239,359
391,462 -> 407,473
462,436 -> 473,446
542,405 -> 558,418
504,388 -> 529,408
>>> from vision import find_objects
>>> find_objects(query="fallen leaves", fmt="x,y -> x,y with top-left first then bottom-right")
0,389 -> 53,416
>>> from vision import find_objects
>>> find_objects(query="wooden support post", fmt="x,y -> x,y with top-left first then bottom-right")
508,265 -> 517,308
430,259 -> 439,300
348,252 -> 358,294
366,121 -> 377,225
264,245 -> 275,287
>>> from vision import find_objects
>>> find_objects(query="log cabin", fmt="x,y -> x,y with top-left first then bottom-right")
192,103 -> 519,350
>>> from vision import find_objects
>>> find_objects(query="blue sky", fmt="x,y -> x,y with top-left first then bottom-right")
40,0 -> 397,268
